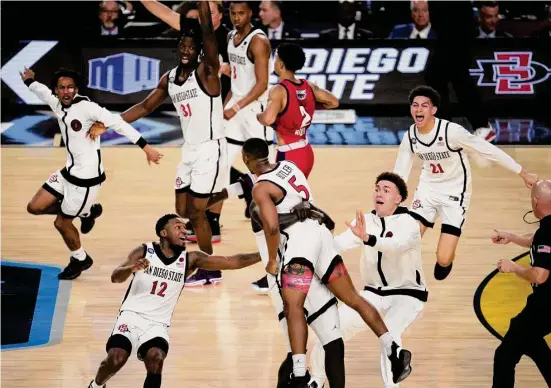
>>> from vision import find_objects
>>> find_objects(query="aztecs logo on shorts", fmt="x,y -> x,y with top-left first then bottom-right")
71,119 -> 82,132
48,174 -> 59,183
175,177 -> 183,188
118,324 -> 130,333
412,199 -> 422,209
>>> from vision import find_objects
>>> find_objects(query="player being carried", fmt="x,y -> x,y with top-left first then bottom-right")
21,67 -> 162,280
245,138 -> 413,387
393,85 -> 538,281
87,214 -> 262,388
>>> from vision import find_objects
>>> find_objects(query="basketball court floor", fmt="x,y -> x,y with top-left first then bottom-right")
2,146 -> 550,387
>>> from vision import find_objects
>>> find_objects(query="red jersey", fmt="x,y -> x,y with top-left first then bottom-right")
273,79 -> 316,144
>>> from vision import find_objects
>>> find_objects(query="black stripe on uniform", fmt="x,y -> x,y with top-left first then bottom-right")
444,121 -> 468,207
62,108 -> 75,174
260,103 -> 267,142
377,218 -> 389,286
209,139 -> 222,194
210,97 -> 213,140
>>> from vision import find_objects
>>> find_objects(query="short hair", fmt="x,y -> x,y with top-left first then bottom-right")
277,43 -> 306,72
179,17 -> 202,50
155,214 -> 180,237
210,0 -> 224,14
480,1 -> 499,9
242,138 -> 269,160
376,172 -> 408,202
230,1 -> 252,9
408,85 -> 441,108
50,68 -> 81,92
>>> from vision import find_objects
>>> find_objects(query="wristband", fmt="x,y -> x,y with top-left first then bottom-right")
226,182 -> 244,198
137,137 -> 148,149
363,235 -> 377,247
24,78 -> 35,87
232,104 -> 241,113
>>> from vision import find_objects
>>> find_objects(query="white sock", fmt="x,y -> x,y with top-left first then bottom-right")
292,354 -> 307,377
379,332 -> 394,355
71,247 -> 86,261
90,380 -> 102,388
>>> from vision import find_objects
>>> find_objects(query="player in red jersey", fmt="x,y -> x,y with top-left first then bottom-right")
251,43 -> 339,294
257,42 -> 339,178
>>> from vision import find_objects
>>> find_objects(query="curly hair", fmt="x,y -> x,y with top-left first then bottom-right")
376,172 -> 408,202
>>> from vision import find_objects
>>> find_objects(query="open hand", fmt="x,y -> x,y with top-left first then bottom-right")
19,66 -> 34,82
344,210 -> 369,241
132,258 -> 150,272
291,201 -> 312,222
88,121 -> 107,141
144,145 -> 164,165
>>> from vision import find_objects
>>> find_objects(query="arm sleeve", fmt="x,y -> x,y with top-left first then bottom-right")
393,131 -> 415,182
333,219 -> 363,253
532,232 -> 551,270
86,102 -> 148,147
26,80 -> 59,110
364,218 -> 419,255
448,123 -> 522,174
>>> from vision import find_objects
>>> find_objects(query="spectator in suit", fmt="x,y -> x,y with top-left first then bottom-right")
389,0 -> 436,39
98,1 -> 125,36
258,0 -> 300,40
477,1 -> 512,38
318,0 -> 373,41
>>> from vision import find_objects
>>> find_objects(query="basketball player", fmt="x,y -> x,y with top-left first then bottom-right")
21,67 -> 162,281
90,3 -> 227,285
252,41 -> 339,293
244,138 -> 413,387
309,172 -> 426,388
393,85 -> 538,281
88,214 -> 261,388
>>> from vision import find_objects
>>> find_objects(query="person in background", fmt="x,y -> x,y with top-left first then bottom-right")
477,1 -> 513,38
258,0 -> 300,40
318,0 -> 372,41
389,0 -> 435,39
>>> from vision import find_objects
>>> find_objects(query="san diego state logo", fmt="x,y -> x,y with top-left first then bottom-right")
470,51 -> 551,95
71,119 -> 82,132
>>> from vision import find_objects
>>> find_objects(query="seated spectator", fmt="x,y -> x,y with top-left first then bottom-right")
258,0 -> 300,40
477,1 -> 512,38
318,0 -> 372,41
389,0 -> 435,39
98,1 -> 126,36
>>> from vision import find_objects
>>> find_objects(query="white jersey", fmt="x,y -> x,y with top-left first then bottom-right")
227,28 -> 268,102
256,161 -> 314,214
27,80 -> 144,187
119,243 -> 188,326
168,67 -> 224,145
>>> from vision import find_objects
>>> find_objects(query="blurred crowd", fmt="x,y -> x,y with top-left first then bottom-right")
3,1 -> 551,42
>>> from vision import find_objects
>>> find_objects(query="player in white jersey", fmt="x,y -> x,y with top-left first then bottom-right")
88,213 -> 261,388
243,138 -> 413,388
21,67 -> 162,281
91,3 -> 227,280
393,85 -> 538,281
309,172 -> 426,388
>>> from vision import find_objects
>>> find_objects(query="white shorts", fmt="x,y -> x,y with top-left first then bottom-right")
278,220 -> 339,282
256,231 -> 341,347
224,97 -> 274,144
43,170 -> 100,218
409,184 -> 471,236
108,311 -> 169,360
175,138 -> 229,197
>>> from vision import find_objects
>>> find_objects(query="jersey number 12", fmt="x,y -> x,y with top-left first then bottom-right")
151,281 -> 167,297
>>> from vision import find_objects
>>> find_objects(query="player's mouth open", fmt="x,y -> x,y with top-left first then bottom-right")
376,200 -> 384,205
415,114 -> 424,123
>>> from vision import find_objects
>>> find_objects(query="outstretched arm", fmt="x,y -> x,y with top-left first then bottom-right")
121,72 -> 169,123
257,84 -> 285,126
307,80 -> 339,109
111,245 -> 149,283
188,250 -> 261,271
253,182 -> 281,275
492,230 -> 534,248
20,67 -> 59,110
140,0 -> 180,30
197,0 -> 220,95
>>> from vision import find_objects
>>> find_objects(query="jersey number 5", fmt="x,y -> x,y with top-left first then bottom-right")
430,163 -> 445,174
180,103 -> 192,117
151,280 -> 167,297
296,106 -> 312,136
289,176 -> 310,200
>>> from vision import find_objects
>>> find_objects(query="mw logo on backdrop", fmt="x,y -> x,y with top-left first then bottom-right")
87,53 -> 160,95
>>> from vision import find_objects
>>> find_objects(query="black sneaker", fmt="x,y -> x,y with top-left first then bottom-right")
251,275 -> 269,294
434,262 -> 453,281
80,204 -> 103,234
185,220 -> 221,244
238,174 -> 254,219
58,254 -> 94,280
288,371 -> 311,388
388,342 -> 412,383
88,380 -> 106,388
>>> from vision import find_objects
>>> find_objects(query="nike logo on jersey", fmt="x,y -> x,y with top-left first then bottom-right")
144,265 -> 185,282
229,53 -> 247,65
170,88 -> 198,104
417,151 -> 451,161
